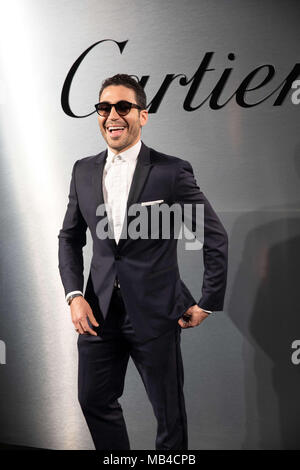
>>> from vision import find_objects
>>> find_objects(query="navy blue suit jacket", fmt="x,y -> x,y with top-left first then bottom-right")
58,141 -> 228,342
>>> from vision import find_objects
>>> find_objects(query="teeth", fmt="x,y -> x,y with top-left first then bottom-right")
108,126 -> 125,131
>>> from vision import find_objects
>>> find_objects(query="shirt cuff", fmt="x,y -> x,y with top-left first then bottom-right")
201,309 -> 212,314
66,291 -> 84,302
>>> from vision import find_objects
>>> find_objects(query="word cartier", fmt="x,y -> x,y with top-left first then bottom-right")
61,39 -> 300,117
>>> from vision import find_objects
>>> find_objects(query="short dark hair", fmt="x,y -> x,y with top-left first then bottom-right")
99,74 -> 147,110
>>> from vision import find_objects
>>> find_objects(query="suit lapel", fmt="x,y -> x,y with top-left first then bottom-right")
93,148 -> 107,208
93,148 -> 117,251
118,141 -> 153,249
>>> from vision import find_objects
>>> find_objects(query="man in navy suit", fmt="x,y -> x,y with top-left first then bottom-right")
58,74 -> 228,450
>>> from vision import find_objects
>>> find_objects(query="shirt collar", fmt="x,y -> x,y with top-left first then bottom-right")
106,140 -> 142,165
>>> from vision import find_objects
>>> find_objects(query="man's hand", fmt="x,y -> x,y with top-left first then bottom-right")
70,296 -> 99,335
178,304 -> 210,329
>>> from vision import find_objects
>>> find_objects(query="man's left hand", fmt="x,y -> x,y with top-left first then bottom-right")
178,304 -> 210,329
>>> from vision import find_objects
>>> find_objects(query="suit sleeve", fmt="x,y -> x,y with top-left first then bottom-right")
174,160 -> 228,311
58,160 -> 88,296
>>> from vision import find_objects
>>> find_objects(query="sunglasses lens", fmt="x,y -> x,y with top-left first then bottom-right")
97,103 -> 111,116
115,101 -> 131,115
96,101 -> 133,116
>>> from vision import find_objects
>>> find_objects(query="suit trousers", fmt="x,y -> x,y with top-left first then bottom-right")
77,285 -> 188,450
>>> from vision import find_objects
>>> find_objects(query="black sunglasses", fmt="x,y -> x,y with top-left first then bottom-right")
94,100 -> 142,117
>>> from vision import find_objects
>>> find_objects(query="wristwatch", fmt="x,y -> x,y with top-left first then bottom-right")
67,293 -> 83,305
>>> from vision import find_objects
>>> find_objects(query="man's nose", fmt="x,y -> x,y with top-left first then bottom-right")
107,105 -> 120,119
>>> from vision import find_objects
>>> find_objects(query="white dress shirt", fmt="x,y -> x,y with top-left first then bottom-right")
103,140 -> 141,244
66,140 -> 211,313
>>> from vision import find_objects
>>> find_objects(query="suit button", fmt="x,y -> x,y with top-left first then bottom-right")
115,254 -> 121,260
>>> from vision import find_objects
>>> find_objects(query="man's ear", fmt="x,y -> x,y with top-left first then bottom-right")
140,109 -> 148,127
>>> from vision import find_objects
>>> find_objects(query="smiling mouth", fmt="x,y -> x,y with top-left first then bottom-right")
106,126 -> 127,137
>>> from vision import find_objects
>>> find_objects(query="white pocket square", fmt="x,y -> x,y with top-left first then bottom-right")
141,199 -> 164,206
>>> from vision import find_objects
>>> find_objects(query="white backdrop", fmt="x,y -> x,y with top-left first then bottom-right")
0,0 -> 299,449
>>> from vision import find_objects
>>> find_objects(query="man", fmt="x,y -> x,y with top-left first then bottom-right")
58,74 -> 228,450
